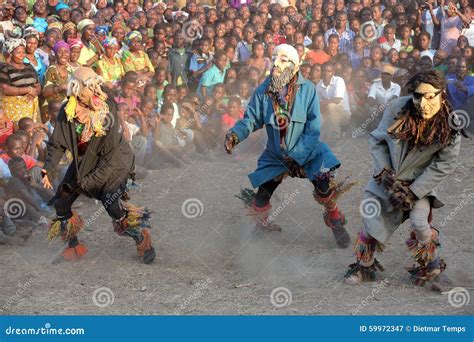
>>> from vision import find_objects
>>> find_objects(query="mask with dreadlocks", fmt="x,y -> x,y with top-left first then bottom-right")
64,67 -> 110,142
388,70 -> 459,148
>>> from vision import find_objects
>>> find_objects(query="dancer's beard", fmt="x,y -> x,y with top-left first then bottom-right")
268,64 -> 295,93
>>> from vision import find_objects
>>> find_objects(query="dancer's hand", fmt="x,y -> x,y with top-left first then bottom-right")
41,169 -> 53,190
224,132 -> 238,154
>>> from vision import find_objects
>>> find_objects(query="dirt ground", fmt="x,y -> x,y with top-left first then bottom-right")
1,132 -> 473,316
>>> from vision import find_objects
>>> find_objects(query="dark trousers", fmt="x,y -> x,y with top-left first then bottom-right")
54,185 -> 126,221
254,176 -> 332,208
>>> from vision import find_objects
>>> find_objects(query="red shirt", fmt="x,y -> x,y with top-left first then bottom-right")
305,49 -> 331,66
0,153 -> 38,170
221,111 -> 244,131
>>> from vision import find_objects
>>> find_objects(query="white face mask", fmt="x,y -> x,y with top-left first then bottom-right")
412,83 -> 442,120
272,49 -> 299,78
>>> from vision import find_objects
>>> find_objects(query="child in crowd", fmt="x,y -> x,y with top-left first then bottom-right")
115,71 -> 141,118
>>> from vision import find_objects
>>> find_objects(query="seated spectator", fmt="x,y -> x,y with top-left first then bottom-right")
316,62 -> 351,140
151,103 -> 186,168
6,157 -> 50,224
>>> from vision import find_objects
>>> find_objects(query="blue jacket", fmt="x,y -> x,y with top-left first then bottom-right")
230,73 -> 340,188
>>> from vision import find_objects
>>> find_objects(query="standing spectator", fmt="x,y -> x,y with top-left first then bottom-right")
439,0 -> 472,54
324,12 -> 355,53
23,27 -> 47,84
0,38 -> 41,124
446,57 -> 474,109
198,50 -> 229,99
167,31 -> 191,87
236,24 -> 256,64
122,31 -> 155,78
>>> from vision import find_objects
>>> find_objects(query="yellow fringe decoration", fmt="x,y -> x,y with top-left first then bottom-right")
123,203 -> 151,228
47,212 -> 84,241
65,96 -> 78,122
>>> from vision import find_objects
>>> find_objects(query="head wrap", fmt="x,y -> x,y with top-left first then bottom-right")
23,26 -> 40,41
112,21 -> 126,32
103,37 -> 119,48
96,25 -> 109,36
67,38 -> 84,49
77,19 -> 95,33
48,21 -> 63,33
33,17 -> 48,33
273,44 -> 300,66
4,38 -> 26,54
126,31 -> 142,46
53,40 -> 70,54
55,2 -> 71,12
63,22 -> 77,33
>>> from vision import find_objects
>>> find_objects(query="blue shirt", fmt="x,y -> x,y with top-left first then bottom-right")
197,64 -> 227,99
24,52 -> 47,84
446,74 -> 474,110
324,28 -> 356,54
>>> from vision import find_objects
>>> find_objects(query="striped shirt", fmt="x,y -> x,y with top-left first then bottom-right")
0,62 -> 39,88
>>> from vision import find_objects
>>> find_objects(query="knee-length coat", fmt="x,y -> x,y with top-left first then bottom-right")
363,96 -> 462,243
230,73 -> 341,188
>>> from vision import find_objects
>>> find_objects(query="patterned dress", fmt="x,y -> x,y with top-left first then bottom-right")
97,56 -> 125,86
121,50 -> 155,73
0,63 -> 40,123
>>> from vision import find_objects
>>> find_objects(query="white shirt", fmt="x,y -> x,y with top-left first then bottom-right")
368,80 -> 401,106
316,76 -> 351,115
420,49 -> 437,61
171,102 -> 181,128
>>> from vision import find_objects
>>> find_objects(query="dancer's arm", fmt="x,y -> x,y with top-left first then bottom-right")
43,112 -> 68,177
229,88 -> 265,143
409,133 -> 461,200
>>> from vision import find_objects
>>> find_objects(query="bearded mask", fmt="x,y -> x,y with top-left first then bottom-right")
412,82 -> 442,120
68,67 -> 108,111
269,44 -> 300,93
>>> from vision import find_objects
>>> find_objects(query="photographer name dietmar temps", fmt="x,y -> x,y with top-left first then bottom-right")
411,326 -> 466,333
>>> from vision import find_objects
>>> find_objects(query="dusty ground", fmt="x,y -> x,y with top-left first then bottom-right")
1,132 -> 473,316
